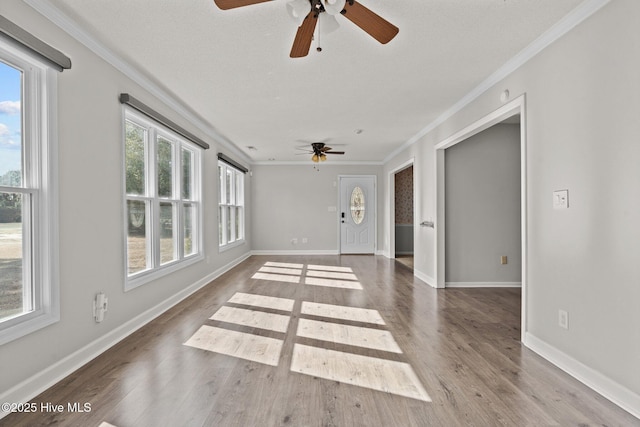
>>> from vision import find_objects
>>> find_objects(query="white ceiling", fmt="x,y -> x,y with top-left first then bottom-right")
42,0 -> 583,163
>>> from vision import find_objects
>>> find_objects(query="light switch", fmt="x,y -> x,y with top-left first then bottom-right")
553,190 -> 569,209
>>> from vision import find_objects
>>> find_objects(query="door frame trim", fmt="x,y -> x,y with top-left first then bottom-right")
338,175 -> 377,254
434,94 -> 527,341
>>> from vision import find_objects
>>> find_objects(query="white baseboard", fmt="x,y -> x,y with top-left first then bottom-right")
0,251 -> 251,420
524,332 -> 640,420
251,249 -> 339,256
446,281 -> 522,288
414,269 -> 436,288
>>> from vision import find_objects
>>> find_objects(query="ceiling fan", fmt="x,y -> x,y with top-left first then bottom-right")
213,0 -> 399,58
297,142 -> 345,162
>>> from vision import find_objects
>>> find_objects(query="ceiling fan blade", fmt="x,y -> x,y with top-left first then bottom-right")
321,146 -> 332,152
325,151 -> 345,155
213,0 -> 272,10
341,1 -> 399,44
290,11 -> 318,58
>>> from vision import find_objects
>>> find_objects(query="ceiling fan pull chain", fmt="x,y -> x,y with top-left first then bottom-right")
316,16 -> 322,52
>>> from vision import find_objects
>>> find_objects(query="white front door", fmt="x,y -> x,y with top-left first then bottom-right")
340,176 -> 375,254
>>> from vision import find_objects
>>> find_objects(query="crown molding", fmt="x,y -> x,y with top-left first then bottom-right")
24,0 -> 251,165
251,160 -> 384,166
383,0 -> 611,164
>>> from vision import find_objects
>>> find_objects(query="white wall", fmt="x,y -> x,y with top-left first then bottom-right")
251,164 -> 383,253
445,124 -> 521,284
0,0 -> 251,401
383,0 -> 640,411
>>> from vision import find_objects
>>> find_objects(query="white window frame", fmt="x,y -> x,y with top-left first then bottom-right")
0,40 -> 59,346
218,160 -> 244,251
123,108 -> 203,291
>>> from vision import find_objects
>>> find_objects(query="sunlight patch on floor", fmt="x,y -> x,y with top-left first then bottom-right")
307,264 -> 354,273
211,306 -> 291,333
184,325 -> 283,366
229,292 -> 295,312
184,261 -> 431,401
305,270 -> 359,281
251,272 -> 301,283
264,261 -> 304,268
291,344 -> 431,402
258,266 -> 303,276
297,318 -> 402,353
304,277 -> 363,290
301,302 -> 385,325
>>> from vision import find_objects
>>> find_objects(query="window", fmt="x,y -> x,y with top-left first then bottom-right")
0,41 -> 59,345
124,109 -> 202,289
218,160 -> 244,249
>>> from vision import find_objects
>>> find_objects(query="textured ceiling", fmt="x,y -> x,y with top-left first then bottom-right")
43,0 -> 583,163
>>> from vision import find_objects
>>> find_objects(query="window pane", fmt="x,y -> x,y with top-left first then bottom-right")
127,199 -> 149,274
218,165 -> 223,204
219,205 -> 224,245
182,148 -> 193,200
183,203 -> 195,256
159,202 -> 176,264
0,192 -> 28,321
350,186 -> 365,225
235,206 -> 242,241
235,171 -> 243,206
157,137 -> 173,198
0,62 -> 23,187
226,206 -> 232,243
125,121 -> 146,196
225,168 -> 232,205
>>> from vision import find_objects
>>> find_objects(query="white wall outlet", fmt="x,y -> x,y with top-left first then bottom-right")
93,292 -> 108,323
328,206 -> 337,212
291,238 -> 298,245
302,237 -> 308,244
558,309 -> 569,329
553,190 -> 569,209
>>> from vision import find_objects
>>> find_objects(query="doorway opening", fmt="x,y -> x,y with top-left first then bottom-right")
393,165 -> 414,270
435,95 -> 527,341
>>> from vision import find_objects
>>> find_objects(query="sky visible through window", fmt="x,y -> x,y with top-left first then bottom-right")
0,61 -> 22,185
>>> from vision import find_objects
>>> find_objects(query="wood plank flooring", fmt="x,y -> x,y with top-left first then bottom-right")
2,255 -> 638,427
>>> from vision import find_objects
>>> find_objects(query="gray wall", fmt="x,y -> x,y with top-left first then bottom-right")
445,124 -> 521,284
251,164 -> 383,252
383,0 -> 640,402
0,1 -> 251,397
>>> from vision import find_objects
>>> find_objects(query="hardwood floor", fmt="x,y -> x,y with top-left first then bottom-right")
2,255 -> 637,427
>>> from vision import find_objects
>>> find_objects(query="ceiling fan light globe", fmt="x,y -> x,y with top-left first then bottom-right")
312,154 -> 320,163
319,14 -> 340,35
320,154 -> 327,161
287,0 -> 311,26
321,0 -> 346,15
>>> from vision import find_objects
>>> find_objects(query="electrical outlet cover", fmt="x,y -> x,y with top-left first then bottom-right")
553,190 -> 569,209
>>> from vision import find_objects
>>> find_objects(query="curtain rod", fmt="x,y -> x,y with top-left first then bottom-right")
0,15 -> 71,71
120,93 -> 210,150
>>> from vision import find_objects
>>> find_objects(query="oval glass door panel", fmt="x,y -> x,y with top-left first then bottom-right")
350,186 -> 365,224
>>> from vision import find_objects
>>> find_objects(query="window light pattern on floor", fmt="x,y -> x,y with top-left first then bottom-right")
184,262 -> 431,402
184,291 -> 294,366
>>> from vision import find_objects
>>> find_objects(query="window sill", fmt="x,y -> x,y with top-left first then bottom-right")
0,309 -> 60,346
219,239 -> 246,253
125,253 -> 204,292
